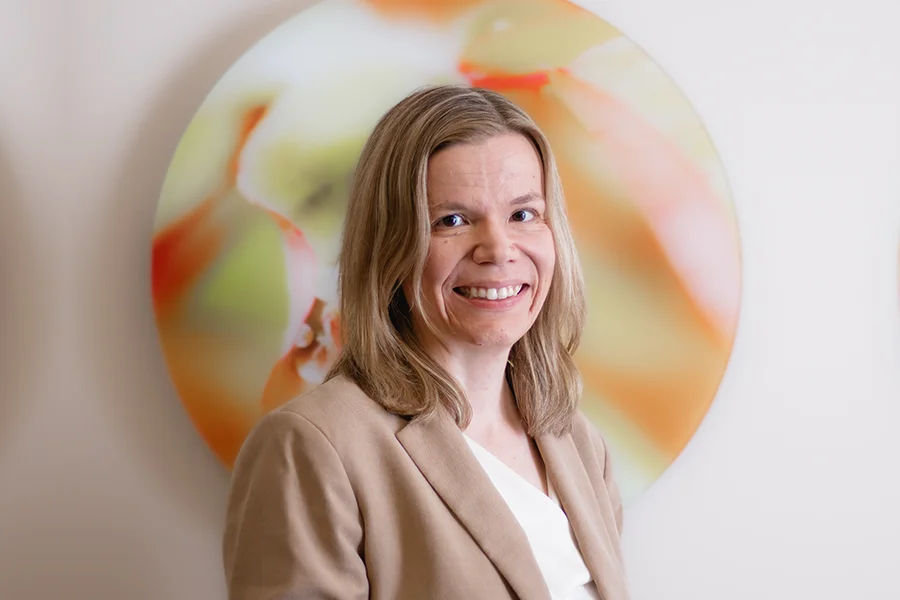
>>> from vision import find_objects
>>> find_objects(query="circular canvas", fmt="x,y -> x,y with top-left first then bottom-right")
151,0 -> 742,503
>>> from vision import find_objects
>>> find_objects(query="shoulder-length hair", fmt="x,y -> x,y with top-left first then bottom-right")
326,84 -> 586,436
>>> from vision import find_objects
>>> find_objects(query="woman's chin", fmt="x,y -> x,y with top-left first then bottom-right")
448,330 -> 525,352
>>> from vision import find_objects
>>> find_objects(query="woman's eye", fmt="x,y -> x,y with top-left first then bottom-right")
438,214 -> 464,228
511,209 -> 536,223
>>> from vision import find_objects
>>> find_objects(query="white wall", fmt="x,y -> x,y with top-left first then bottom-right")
1,0 -> 899,598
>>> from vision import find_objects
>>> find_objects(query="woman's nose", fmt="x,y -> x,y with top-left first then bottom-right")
472,220 -> 517,264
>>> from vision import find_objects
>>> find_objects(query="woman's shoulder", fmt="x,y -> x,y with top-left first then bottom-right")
260,375 -> 405,448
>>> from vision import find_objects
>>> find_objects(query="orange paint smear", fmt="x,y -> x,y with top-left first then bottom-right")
228,104 -> 268,184
182,382 -> 260,469
581,365 -> 724,459
259,348 -> 316,414
266,209 -> 300,237
192,391 -> 258,468
151,196 -> 224,314
361,0 -> 483,21
156,323 -> 265,468
460,62 -> 552,92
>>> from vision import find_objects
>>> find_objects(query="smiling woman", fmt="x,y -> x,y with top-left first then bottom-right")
223,85 -> 630,600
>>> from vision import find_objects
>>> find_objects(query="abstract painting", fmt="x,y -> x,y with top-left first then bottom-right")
151,0 -> 741,503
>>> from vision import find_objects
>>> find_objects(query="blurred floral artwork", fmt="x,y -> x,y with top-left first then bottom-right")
151,0 -> 741,503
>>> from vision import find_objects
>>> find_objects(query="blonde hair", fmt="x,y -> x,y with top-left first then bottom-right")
327,85 -> 586,436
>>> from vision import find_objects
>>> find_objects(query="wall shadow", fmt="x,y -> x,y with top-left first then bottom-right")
80,0 -> 320,535
0,141 -> 44,454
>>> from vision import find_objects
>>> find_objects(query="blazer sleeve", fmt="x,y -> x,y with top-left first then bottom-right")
222,409 -> 368,600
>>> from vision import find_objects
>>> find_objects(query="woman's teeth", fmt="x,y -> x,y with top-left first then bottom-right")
458,284 -> 523,300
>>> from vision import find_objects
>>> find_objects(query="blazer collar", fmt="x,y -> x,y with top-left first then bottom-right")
536,433 -> 629,600
396,409 -> 551,600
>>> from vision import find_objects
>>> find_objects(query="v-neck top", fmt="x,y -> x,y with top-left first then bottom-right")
463,435 -> 602,600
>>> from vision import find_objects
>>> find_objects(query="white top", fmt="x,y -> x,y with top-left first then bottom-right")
463,435 -> 602,600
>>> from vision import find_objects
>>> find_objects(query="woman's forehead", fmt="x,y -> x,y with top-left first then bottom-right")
428,133 -> 539,172
426,137 -> 543,202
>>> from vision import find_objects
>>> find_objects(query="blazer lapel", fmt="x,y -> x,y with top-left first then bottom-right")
537,433 -> 629,600
397,411 -> 551,600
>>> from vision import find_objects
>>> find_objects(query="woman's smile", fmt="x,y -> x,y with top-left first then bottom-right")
455,283 -> 526,300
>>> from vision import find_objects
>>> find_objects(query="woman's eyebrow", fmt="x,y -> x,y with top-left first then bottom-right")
430,192 -> 544,213
510,192 -> 545,205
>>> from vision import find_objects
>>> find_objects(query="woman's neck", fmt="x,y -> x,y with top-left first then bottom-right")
426,342 -> 522,437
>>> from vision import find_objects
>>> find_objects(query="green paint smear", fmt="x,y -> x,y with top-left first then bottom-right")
199,217 -> 289,333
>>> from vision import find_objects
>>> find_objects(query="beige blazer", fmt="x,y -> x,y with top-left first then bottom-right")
223,375 -> 630,600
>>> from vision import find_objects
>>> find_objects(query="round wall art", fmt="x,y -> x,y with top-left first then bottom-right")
151,0 -> 741,503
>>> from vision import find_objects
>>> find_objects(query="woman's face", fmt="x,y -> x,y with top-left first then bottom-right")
407,132 -> 556,356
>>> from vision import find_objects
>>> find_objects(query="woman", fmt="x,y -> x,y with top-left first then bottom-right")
222,85 -> 630,600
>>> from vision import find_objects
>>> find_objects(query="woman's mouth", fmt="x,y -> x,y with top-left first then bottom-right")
454,284 -> 526,301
